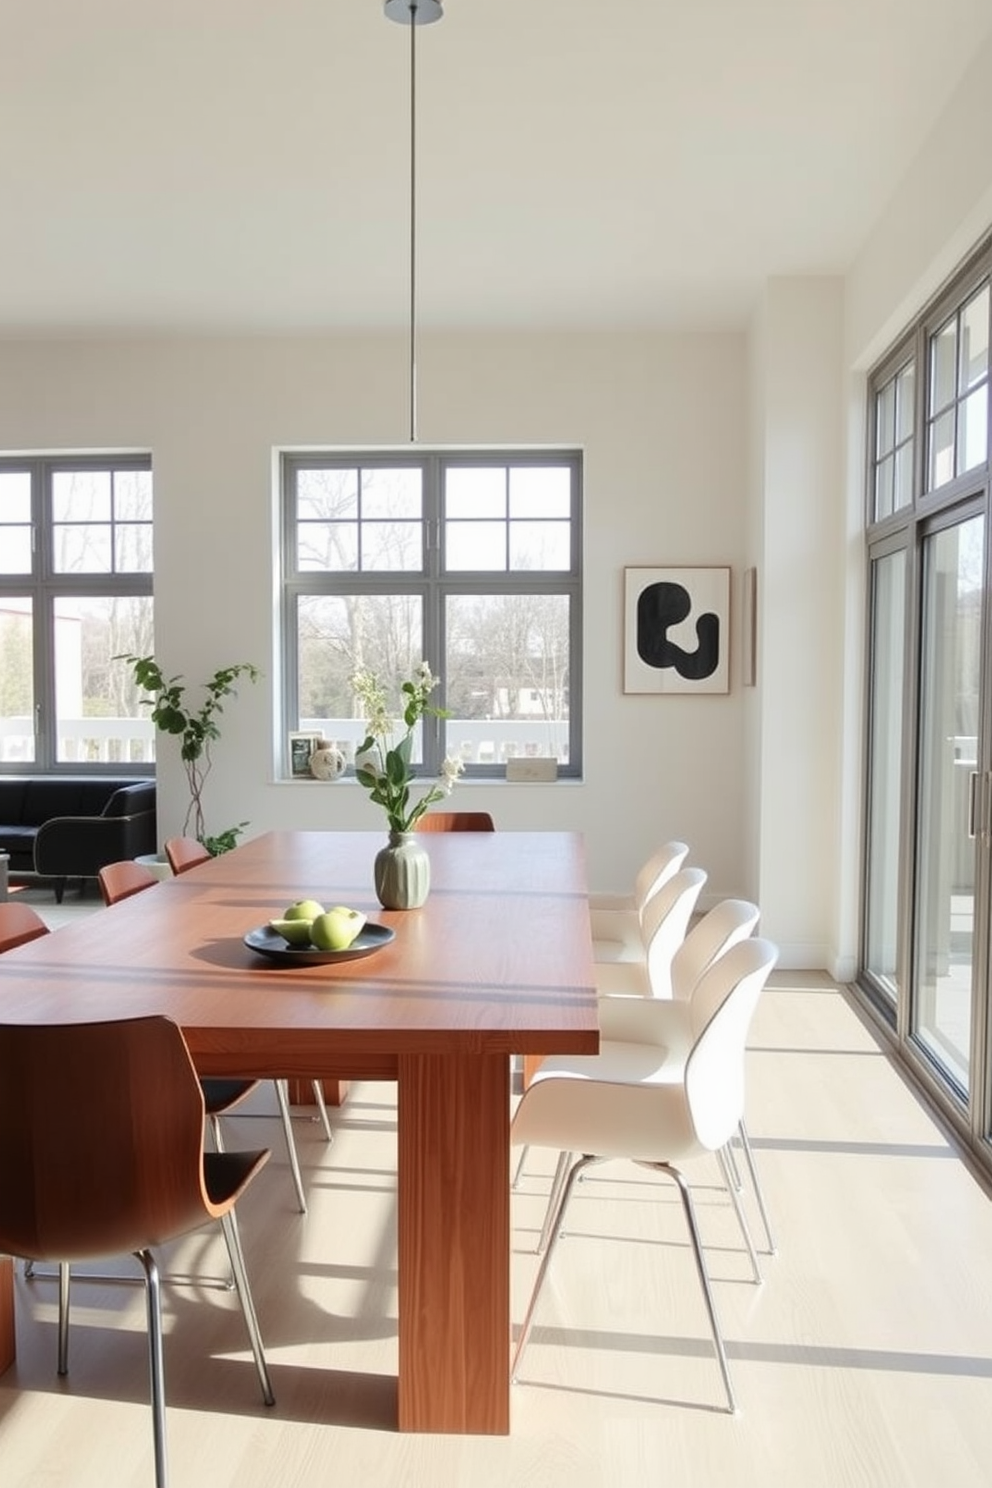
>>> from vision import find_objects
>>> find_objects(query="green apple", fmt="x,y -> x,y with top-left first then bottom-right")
310,906 -> 367,952
269,918 -> 315,946
283,898 -> 325,922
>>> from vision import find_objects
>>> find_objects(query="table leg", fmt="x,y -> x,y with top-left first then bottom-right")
0,1257 -> 14,1374
397,1052 -> 510,1433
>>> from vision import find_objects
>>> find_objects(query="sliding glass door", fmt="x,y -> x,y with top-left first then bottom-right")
913,512 -> 984,1094
861,251 -> 992,1167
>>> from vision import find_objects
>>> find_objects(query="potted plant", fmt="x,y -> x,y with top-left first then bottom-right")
119,654 -> 261,856
351,661 -> 464,907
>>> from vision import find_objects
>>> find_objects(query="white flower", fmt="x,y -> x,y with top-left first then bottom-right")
440,755 -> 465,794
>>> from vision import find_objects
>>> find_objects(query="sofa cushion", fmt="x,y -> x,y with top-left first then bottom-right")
0,826 -> 37,857
0,781 -> 27,826
15,777 -> 146,826
19,779 -> 87,826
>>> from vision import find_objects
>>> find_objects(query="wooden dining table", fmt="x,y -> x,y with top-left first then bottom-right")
0,829 -> 599,1434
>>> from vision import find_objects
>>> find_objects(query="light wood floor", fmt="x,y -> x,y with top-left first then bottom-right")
1,915 -> 991,1485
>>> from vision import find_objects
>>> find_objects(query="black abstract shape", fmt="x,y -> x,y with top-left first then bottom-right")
636,581 -> 720,681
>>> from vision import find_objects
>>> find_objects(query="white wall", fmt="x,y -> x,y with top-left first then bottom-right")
830,27 -> 992,978
749,279 -> 846,968
0,329 -> 753,905
846,26 -> 992,372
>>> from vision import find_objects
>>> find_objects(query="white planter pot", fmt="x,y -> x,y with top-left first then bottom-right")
135,853 -> 174,881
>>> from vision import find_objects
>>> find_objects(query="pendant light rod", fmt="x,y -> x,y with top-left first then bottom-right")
385,0 -> 443,443
408,10 -> 418,442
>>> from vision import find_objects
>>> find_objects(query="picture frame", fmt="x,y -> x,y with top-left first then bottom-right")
289,731 -> 323,778
742,566 -> 757,687
624,566 -> 731,694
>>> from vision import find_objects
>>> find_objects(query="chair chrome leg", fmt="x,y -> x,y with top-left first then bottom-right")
737,1118 -> 777,1255
57,1261 -> 70,1375
654,1162 -> 737,1414
219,1210 -> 275,1407
511,1143 -> 530,1189
536,1148 -> 573,1254
717,1147 -> 762,1285
274,1079 -> 308,1214
512,1154 -> 596,1380
133,1250 -> 169,1488
310,1080 -> 334,1143
722,1137 -> 743,1191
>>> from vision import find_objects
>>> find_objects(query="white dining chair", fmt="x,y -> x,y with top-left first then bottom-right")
593,865 -> 707,998
510,936 -> 779,1414
594,897 -> 775,1255
528,899 -> 775,1257
588,840 -> 689,963
512,866 -> 706,1191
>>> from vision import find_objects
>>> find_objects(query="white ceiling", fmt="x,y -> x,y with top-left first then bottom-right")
3,0 -> 992,336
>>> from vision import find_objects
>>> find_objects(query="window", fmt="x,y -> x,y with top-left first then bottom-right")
926,283 -> 990,493
0,456 -> 154,770
281,451 -> 582,777
872,360 -> 915,521
861,239 -> 992,1172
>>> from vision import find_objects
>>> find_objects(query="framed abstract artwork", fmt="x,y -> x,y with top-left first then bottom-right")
742,565 -> 757,687
624,566 -> 731,694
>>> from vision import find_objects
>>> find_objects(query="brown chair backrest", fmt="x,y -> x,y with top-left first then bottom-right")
0,902 -> 50,952
98,859 -> 159,906
0,1015 -> 214,1262
415,812 -> 496,833
165,836 -> 212,874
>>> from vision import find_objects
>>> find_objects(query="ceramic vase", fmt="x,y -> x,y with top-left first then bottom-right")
373,831 -> 430,910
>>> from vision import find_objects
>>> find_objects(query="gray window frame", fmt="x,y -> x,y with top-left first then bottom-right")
280,448 -> 583,779
0,453 -> 154,775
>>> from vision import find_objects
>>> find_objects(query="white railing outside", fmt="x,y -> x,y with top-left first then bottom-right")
0,717 -> 156,766
0,715 -> 567,768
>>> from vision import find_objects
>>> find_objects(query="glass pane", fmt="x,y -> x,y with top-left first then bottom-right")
52,469 -> 111,522
53,595 -> 156,764
893,443 -> 914,512
957,386 -> 988,475
115,523 -> 154,572
0,596 -> 34,763
0,527 -> 32,574
874,455 -> 894,521
297,522 -> 358,571
361,468 -> 421,520
52,523 -> 112,573
509,520 -> 570,570
113,469 -> 153,521
930,319 -> 957,414
446,520 -> 507,571
864,549 -> 906,1001
895,363 -> 915,443
297,593 -> 423,763
508,466 -> 571,519
297,468 -> 358,521
0,470 -> 31,521
959,285 -> 989,391
445,593 -> 570,765
876,381 -> 895,458
361,521 -> 422,571
446,468 -> 507,519
913,515 -> 983,1093
928,409 -> 955,491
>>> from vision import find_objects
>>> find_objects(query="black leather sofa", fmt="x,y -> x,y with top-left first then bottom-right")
0,776 -> 157,901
